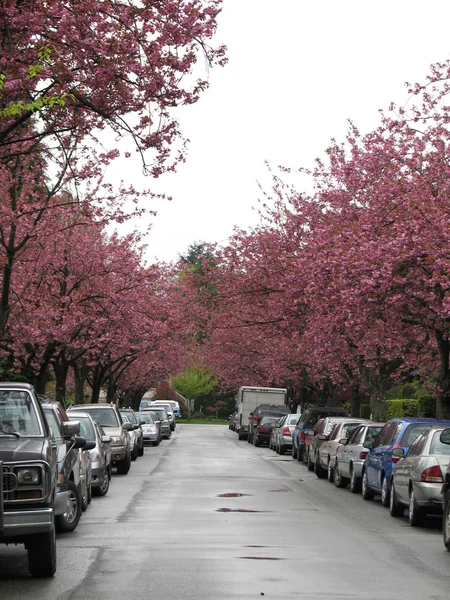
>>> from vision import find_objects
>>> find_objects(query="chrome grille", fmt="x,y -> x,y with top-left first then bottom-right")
3,471 -> 17,492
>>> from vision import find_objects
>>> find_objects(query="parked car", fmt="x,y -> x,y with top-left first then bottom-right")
150,399 -> 181,419
68,403 -> 133,475
148,402 -> 176,430
142,407 -> 171,439
0,382 -> 73,577
292,406 -> 348,462
248,403 -> 290,445
317,419 -> 369,482
139,411 -> 161,445
253,415 -> 281,447
271,414 -> 300,454
389,425 -> 450,525
307,416 -> 350,477
334,423 -> 385,491
362,417 -> 450,506
120,408 -> 144,459
68,412 -> 112,497
439,427 -> 450,549
41,399 -> 93,532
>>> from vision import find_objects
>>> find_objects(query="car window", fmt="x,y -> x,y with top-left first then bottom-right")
43,408 -> 62,440
402,424 -> 432,447
79,408 -> 119,428
329,424 -> 341,440
341,423 -> 360,439
0,391 -> 42,435
140,414 -> 154,424
121,411 -> 138,424
287,415 -> 299,425
407,431 -> 428,457
430,431 -> 450,455
373,423 -> 392,448
365,426 -> 383,444
77,416 -> 96,441
349,426 -> 364,445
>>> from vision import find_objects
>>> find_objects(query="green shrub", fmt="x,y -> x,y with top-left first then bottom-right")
417,394 -> 436,418
359,404 -> 371,419
385,399 -> 419,420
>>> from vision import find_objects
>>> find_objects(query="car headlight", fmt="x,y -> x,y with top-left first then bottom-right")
17,468 -> 40,485
110,436 -> 121,445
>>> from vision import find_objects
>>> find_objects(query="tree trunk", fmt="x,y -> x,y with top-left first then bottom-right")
435,331 -> 450,419
350,385 -> 361,418
52,353 -> 69,407
73,360 -> 89,403
106,377 -> 117,404
359,357 -> 403,422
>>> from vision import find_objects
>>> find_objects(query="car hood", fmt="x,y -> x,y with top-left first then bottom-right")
101,426 -> 122,437
0,437 -> 45,461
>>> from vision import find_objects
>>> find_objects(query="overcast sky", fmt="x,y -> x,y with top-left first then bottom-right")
119,1 -> 450,264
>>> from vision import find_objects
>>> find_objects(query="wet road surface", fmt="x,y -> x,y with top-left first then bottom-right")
0,424 -> 449,599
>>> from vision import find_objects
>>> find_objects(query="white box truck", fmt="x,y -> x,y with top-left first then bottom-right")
235,386 -> 287,440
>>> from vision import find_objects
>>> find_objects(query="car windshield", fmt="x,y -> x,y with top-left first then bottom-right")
261,416 -> 280,425
121,411 -> 137,424
76,408 -> 119,428
140,414 -> 154,424
430,431 -> 450,455
287,415 -> 299,425
365,426 -> 383,442
150,409 -> 167,420
402,424 -> 432,447
0,390 -> 42,436
75,416 -> 96,441
341,423 -> 361,438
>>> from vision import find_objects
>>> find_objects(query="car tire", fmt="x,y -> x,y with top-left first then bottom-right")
314,454 -> 326,479
350,466 -> 361,494
117,451 -> 131,475
131,444 -> 138,461
297,447 -> 304,462
81,485 -> 89,512
307,449 -> 314,471
389,479 -> 404,517
443,493 -> 450,551
334,462 -> 348,488
292,446 -> 297,460
279,444 -> 285,455
409,486 -> 426,526
362,470 -> 375,500
253,435 -> 260,447
381,475 -> 390,508
56,480 -> 82,533
327,459 -> 334,483
27,521 -> 56,578
93,469 -> 110,497
138,442 -> 144,457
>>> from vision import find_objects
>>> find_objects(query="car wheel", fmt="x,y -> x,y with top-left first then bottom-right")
409,486 -> 426,526
389,479 -> 404,517
362,470 -> 374,500
138,442 -> 144,457
131,444 -> 138,461
279,444 -> 285,455
93,469 -> 110,497
56,480 -> 82,533
334,462 -> 348,488
314,454 -> 326,479
297,447 -> 304,462
350,466 -> 361,494
327,459 -> 334,482
153,439 -> 160,446
27,520 -> 56,578
292,446 -> 297,460
381,475 -> 390,508
81,485 -> 89,512
117,451 -> 131,475
307,449 -> 314,471
443,493 -> 450,551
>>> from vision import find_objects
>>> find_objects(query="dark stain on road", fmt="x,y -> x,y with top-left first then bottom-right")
239,557 -> 283,560
216,508 -> 268,513
216,493 -> 252,497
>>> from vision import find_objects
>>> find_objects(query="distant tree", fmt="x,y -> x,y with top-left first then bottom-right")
171,366 -> 218,409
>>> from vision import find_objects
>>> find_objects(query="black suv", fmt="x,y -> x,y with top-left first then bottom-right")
248,404 -> 290,445
0,382 -> 82,577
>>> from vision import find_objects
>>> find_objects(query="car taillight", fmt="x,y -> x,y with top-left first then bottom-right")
259,427 -> 269,433
391,443 -> 403,464
421,465 -> 443,483
282,427 -> 291,437
300,431 -> 305,441
253,415 -> 258,424
359,451 -> 368,460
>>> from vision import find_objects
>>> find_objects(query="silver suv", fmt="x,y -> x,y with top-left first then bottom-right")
68,403 -> 132,475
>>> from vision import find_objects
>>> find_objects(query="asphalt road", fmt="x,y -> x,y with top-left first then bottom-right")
0,425 -> 449,599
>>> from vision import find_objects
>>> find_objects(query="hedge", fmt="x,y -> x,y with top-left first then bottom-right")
384,396 -> 436,419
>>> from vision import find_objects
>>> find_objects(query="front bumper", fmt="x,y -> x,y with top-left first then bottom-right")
0,507 -> 54,539
110,445 -> 126,463
91,465 -> 107,488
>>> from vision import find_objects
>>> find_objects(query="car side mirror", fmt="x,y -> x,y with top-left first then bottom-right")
73,435 -> 87,449
363,440 -> 373,449
84,440 -> 96,451
392,447 -> 404,458
339,438 -> 348,445
62,420 -> 80,438
440,428 -> 450,445
317,434 -> 327,441
102,436 -> 112,444
305,430 -> 315,436
122,422 -> 133,431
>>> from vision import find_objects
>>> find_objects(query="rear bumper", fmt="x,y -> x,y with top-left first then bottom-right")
0,507 -> 54,539
414,482 -> 443,508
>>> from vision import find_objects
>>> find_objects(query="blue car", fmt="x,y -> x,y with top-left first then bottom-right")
362,417 -> 450,507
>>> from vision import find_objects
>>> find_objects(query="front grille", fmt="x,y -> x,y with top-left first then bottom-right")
3,471 -> 17,493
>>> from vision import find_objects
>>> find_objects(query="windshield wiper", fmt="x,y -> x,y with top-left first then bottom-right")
0,426 -> 20,438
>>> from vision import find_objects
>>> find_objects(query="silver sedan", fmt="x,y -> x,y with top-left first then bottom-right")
389,425 -> 450,526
